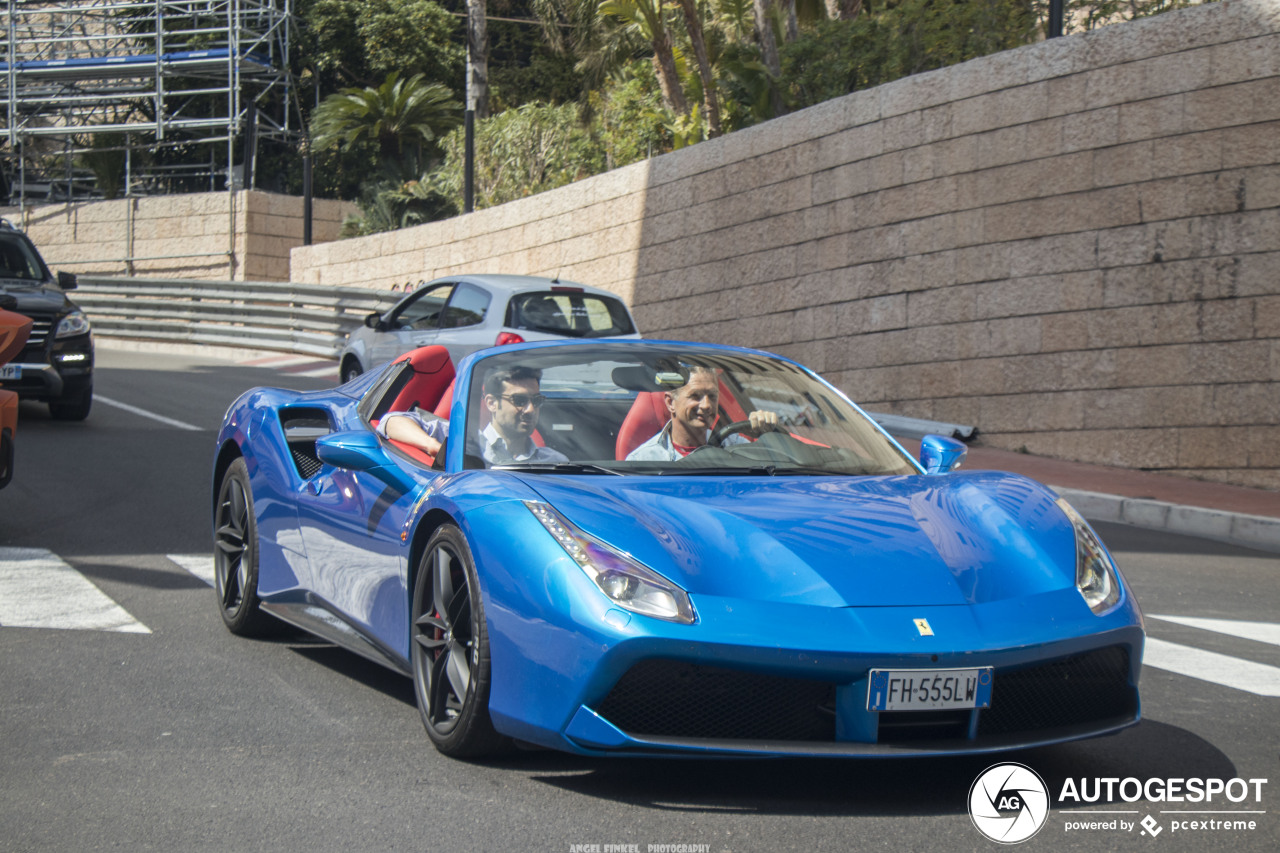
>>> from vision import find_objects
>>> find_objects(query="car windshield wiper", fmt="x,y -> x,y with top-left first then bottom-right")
494,462 -> 625,476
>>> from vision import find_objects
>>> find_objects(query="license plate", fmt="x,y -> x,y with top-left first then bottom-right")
0,365 -> 19,381
868,667 -> 993,711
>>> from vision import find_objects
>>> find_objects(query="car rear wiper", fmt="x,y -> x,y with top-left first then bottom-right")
494,462 -> 625,476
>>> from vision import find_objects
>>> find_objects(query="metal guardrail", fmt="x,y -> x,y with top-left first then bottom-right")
74,276 -> 400,358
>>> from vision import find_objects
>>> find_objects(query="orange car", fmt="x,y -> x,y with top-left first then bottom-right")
1,306 -> 33,488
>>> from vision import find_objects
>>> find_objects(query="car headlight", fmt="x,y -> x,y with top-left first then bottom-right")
524,501 -> 696,624
1055,497 -> 1122,614
55,311 -> 91,339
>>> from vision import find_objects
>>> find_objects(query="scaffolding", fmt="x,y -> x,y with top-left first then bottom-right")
2,1 -> 299,205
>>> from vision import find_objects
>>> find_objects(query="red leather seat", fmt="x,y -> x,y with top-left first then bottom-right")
377,346 -> 456,466
615,392 -> 669,460
387,345 -> 455,414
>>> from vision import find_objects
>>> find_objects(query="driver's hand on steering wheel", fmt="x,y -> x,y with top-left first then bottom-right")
747,410 -> 780,436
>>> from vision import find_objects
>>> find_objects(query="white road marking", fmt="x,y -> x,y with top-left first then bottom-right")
242,355 -> 318,368
167,554 -> 215,587
94,395 -> 204,431
1149,615 -> 1280,648
239,355 -> 337,378
292,365 -> 338,379
0,547 -> 150,633
1143,637 -> 1280,697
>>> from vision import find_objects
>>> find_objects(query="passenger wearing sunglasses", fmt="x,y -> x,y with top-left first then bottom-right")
477,365 -> 568,465
377,365 -> 567,466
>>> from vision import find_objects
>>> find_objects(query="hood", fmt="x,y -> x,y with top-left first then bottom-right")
0,282 -> 74,316
525,471 -> 1078,608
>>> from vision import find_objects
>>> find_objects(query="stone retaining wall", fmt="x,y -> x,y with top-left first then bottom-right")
3,191 -> 355,281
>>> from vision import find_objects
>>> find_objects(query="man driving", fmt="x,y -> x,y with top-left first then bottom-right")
626,366 -> 778,461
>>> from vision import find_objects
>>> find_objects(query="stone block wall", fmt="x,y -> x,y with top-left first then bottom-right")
3,191 -> 355,281
291,0 -> 1278,490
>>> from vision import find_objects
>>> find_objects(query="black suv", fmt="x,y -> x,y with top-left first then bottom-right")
0,220 -> 93,420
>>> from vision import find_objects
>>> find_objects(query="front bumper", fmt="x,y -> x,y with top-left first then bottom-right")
485,571 -> 1144,758
561,640 -> 1140,757
0,346 -> 93,402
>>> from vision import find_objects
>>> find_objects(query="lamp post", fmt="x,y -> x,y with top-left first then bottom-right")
1048,0 -> 1064,38
463,0 -> 487,213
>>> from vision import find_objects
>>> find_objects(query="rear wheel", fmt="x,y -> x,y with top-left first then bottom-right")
213,458 -> 274,636
411,525 -> 507,757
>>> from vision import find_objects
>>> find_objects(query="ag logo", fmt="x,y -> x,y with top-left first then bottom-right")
969,763 -> 1050,844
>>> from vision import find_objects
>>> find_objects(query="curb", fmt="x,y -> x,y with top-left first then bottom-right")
1052,487 -> 1280,555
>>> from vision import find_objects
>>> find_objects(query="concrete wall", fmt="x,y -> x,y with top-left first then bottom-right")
290,0 -> 1279,490
3,191 -> 356,281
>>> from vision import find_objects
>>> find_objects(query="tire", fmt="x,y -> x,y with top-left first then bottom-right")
49,384 -> 92,421
213,458 -> 274,636
411,525 -> 507,757
340,359 -> 363,384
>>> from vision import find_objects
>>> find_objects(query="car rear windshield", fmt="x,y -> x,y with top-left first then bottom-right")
505,291 -> 635,338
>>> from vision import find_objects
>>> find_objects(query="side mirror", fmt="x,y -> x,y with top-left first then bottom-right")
315,430 -> 415,492
57,271 -> 78,290
920,434 -> 967,475
364,312 -> 385,331
316,430 -> 382,471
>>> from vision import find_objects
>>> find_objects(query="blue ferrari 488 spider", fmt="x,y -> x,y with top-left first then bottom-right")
212,339 -> 1144,758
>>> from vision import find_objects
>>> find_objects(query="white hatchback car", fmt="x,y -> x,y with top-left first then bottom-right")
337,274 -> 640,382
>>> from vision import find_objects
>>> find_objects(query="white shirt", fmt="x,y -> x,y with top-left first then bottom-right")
378,409 -> 568,466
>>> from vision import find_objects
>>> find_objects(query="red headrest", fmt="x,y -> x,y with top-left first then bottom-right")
387,346 -> 455,415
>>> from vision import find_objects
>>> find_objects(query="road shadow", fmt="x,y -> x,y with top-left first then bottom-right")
288,642 -> 417,707
488,719 -> 1237,818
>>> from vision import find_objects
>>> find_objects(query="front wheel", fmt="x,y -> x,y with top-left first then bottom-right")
213,457 -> 274,636
411,525 -> 507,757
49,384 -> 92,421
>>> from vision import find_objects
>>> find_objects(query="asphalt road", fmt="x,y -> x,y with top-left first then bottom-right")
1,347 -> 1277,852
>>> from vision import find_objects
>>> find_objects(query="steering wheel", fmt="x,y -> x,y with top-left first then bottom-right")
708,420 -> 753,447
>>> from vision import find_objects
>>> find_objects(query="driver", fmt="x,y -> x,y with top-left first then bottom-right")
626,366 -> 778,461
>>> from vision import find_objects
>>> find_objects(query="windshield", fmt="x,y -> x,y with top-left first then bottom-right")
0,234 -> 49,282
460,343 -> 917,476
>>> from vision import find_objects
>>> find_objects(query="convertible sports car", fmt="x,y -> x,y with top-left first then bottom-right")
213,339 -> 1144,758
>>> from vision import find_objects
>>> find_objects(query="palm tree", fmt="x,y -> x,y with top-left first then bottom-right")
311,73 -> 462,165
675,0 -> 723,137
598,0 -> 690,117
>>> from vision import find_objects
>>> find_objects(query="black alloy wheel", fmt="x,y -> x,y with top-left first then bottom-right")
411,525 -> 507,757
213,457 -> 273,636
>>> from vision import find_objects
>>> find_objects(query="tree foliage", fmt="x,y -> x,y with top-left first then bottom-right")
781,0 -> 1038,110
428,102 -> 608,208
298,0 -> 464,89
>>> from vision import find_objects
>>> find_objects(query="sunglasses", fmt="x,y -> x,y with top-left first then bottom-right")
497,393 -> 546,409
